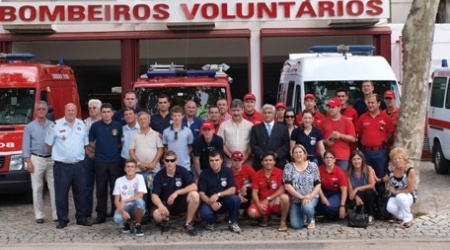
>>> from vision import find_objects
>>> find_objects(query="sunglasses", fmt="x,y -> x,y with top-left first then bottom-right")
285,115 -> 295,119
174,131 -> 178,141
164,158 -> 176,163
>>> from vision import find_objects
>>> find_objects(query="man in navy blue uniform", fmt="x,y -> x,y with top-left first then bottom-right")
89,103 -> 123,224
192,121 -> 224,178
151,150 -> 200,236
113,90 -> 145,125
151,94 -> 172,134
198,150 -> 242,234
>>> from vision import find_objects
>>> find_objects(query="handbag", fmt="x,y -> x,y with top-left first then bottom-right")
347,206 -> 369,228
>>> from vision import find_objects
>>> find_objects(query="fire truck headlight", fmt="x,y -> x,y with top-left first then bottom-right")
10,154 -> 25,171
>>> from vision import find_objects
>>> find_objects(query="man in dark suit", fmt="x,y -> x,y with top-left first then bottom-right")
250,104 -> 290,171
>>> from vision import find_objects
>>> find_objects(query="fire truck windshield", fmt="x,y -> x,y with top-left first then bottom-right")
136,86 -> 228,119
0,88 -> 35,124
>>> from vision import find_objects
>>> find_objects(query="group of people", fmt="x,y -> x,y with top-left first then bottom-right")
22,80 -> 416,238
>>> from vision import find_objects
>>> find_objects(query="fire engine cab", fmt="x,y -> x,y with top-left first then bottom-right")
134,63 -> 232,118
0,53 -> 80,202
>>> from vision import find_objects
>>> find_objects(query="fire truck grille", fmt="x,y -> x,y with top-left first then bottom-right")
0,156 -> 5,168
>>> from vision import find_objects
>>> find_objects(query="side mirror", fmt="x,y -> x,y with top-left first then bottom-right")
46,105 -> 55,121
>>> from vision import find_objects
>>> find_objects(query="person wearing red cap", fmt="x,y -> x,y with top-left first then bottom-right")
295,93 -> 325,128
320,97 -> 356,171
275,102 -> 287,123
230,150 -> 256,211
193,121 -> 224,178
382,90 -> 400,128
355,94 -> 394,179
242,93 -> 263,125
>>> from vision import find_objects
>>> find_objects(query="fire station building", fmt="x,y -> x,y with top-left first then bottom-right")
0,0 -> 412,108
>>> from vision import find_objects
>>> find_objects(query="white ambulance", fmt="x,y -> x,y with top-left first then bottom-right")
428,65 -> 450,174
276,45 -> 400,114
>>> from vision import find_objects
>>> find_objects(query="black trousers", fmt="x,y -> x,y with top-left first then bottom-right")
95,161 -> 122,217
350,189 -> 376,216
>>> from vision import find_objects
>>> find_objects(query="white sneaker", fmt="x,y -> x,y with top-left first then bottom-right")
307,220 -> 316,229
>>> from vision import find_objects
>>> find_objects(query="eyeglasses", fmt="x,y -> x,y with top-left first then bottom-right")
285,115 -> 295,119
36,108 -> 47,111
174,131 -> 178,141
164,158 -> 176,163
88,107 -> 97,110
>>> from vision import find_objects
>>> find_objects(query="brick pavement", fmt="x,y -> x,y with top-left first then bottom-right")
0,161 -> 449,245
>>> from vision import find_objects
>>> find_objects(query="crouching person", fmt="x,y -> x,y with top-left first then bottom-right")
112,160 -> 147,237
151,151 -> 200,236
198,150 -> 242,234
248,152 -> 290,231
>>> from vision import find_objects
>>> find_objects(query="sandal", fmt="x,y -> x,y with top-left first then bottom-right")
278,224 -> 288,232
389,218 -> 402,224
401,220 -> 413,229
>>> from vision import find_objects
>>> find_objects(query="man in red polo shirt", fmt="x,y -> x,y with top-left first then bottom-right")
295,93 -> 325,128
335,88 -> 358,125
230,150 -> 256,210
320,97 -> 356,171
242,93 -> 263,125
382,90 -> 400,128
355,94 -> 394,178
247,152 -> 289,231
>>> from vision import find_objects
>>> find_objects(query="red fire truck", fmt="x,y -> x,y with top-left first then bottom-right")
134,63 -> 232,118
0,53 -> 81,202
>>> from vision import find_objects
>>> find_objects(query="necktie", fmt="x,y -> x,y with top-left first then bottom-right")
267,123 -> 272,136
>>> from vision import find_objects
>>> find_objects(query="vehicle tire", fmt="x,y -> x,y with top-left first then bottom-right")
433,142 -> 450,175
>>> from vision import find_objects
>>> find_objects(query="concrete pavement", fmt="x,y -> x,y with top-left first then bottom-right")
0,161 -> 449,248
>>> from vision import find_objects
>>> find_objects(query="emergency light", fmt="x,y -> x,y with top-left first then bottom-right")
146,63 -> 228,79
0,53 -> 35,61
309,45 -> 376,54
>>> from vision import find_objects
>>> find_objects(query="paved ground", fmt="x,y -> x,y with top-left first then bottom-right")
0,161 -> 449,247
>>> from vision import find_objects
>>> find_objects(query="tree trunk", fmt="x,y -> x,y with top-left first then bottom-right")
394,0 -> 440,169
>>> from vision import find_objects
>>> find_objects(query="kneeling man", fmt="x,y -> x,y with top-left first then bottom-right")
248,152 -> 290,231
152,150 -> 200,236
112,160 -> 147,237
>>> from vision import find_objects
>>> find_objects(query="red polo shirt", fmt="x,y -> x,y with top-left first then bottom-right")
341,106 -> 359,126
382,107 -> 400,128
319,165 -> 348,192
296,110 -> 325,128
232,164 -> 256,195
355,111 -> 394,147
252,167 -> 283,200
320,116 -> 356,161
243,111 -> 263,125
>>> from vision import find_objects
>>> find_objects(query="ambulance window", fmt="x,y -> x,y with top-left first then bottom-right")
430,77 -> 447,108
286,81 -> 295,107
294,85 -> 301,113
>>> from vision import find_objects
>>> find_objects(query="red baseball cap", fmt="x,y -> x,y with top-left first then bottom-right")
243,93 -> 256,101
327,97 -> 342,107
304,93 -> 315,100
275,102 -> 286,109
201,121 -> 214,130
384,90 -> 396,99
231,150 -> 244,160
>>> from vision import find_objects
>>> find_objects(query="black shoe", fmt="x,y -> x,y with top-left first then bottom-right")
93,216 -> 106,224
135,223 -> 144,237
184,223 -> 198,236
36,218 -> 44,224
122,222 -> 131,234
160,220 -> 170,232
56,221 -> 68,229
76,219 -> 93,226
106,212 -> 114,218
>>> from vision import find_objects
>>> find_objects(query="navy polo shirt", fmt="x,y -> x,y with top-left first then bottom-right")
89,120 -> 122,163
290,126 -> 323,161
113,107 -> 146,126
193,134 -> 224,170
198,166 -> 235,197
152,165 -> 194,202
151,113 -> 172,134
182,116 -> 204,138
353,98 -> 387,117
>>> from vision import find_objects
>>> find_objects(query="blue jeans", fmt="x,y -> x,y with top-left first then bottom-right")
199,195 -> 240,224
335,160 -> 349,171
289,197 -> 318,229
113,198 -> 146,225
361,148 -> 388,178
83,155 -> 95,217
316,191 -> 341,217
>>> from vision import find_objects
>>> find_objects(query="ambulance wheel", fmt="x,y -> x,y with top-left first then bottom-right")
433,142 -> 450,175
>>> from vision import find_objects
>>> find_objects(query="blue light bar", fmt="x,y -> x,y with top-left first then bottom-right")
308,45 -> 376,53
0,53 -> 35,61
147,69 -> 216,79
